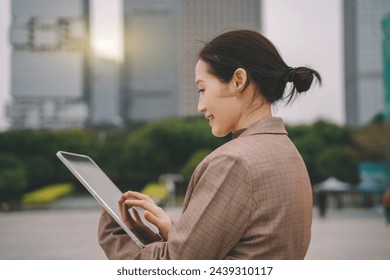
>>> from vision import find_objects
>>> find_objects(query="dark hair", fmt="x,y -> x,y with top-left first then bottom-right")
198,30 -> 322,104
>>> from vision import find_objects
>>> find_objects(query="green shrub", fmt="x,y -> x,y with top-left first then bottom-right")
142,182 -> 168,205
180,149 -> 211,183
22,183 -> 74,205
0,153 -> 28,202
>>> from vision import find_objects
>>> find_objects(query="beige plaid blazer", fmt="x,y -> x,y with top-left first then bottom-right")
98,117 -> 312,259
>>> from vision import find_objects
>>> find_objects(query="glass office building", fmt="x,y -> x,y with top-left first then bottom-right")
121,0 -> 261,122
8,0 -> 90,129
344,0 -> 390,127
383,13 -> 390,122
90,57 -> 121,127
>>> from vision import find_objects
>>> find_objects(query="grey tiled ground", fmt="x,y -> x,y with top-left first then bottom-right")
0,197 -> 389,260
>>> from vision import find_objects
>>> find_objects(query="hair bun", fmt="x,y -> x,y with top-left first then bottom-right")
284,66 -> 322,102
295,67 -> 322,92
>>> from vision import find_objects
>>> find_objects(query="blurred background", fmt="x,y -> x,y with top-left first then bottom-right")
0,0 -> 389,260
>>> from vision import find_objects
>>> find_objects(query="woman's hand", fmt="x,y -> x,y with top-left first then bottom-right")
120,191 -> 172,240
118,194 -> 162,244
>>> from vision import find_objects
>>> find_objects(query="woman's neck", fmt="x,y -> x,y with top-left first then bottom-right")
234,98 -> 272,133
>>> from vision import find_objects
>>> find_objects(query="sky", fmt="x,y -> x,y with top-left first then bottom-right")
0,0 -> 343,131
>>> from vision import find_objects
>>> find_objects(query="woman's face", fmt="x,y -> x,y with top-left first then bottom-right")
195,59 -> 242,137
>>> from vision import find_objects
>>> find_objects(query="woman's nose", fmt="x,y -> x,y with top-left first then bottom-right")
197,100 -> 206,113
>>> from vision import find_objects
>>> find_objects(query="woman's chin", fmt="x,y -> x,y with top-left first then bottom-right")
211,127 -> 229,138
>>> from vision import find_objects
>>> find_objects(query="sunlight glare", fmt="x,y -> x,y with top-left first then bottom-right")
92,39 -> 121,61
90,0 -> 123,61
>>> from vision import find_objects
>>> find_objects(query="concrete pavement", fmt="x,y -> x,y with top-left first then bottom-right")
0,197 -> 389,259
306,207 -> 390,259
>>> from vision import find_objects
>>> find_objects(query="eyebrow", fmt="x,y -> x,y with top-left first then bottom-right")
196,80 -> 204,85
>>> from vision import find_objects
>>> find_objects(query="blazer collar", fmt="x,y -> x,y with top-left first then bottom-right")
235,116 -> 287,138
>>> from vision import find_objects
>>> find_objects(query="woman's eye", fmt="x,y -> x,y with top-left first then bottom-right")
197,89 -> 205,94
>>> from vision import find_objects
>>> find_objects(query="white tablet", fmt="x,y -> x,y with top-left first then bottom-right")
56,151 -> 163,248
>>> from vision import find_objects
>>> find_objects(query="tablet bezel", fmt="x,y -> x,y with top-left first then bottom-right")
56,150 -> 162,248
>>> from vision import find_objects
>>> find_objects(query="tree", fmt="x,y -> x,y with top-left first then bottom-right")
118,117 -> 227,189
0,154 -> 28,202
316,146 -> 359,184
24,155 -> 55,190
287,120 -> 359,184
0,128 -> 103,194
180,149 -> 212,183
350,122 -> 390,160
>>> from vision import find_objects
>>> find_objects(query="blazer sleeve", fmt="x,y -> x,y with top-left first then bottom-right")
98,153 -> 252,259
98,211 -> 140,259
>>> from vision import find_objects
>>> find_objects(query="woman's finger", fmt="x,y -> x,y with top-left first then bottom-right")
144,210 -> 159,225
124,199 -> 158,215
130,207 -> 143,224
144,209 -> 171,240
122,191 -> 154,203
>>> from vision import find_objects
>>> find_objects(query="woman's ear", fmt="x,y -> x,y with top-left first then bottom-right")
231,68 -> 247,93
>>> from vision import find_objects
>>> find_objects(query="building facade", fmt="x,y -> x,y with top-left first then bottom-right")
383,13 -> 390,122
8,0 -> 90,129
344,0 -> 390,127
90,57 -> 121,127
121,0 -> 180,122
121,0 -> 261,122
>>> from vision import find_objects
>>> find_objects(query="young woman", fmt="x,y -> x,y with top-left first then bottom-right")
98,29 -> 321,259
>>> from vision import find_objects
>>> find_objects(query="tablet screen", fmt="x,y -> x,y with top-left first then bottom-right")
57,151 -> 162,247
